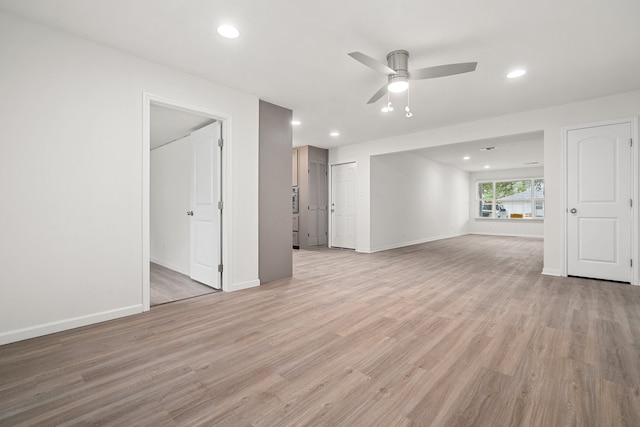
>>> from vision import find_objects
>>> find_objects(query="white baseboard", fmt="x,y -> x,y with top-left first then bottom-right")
542,268 -> 562,276
468,232 -> 544,239
0,305 -> 143,346
227,279 -> 260,292
150,258 -> 189,276
368,233 -> 466,253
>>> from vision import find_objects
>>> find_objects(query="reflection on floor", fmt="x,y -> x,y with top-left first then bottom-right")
150,262 -> 217,306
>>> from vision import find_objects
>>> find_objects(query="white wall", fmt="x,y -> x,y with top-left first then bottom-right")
150,136 -> 191,275
370,151 -> 469,252
0,12 -> 260,344
468,167 -> 544,238
330,89 -> 640,278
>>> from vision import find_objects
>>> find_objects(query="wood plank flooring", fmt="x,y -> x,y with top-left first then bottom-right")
150,262 -> 217,306
2,235 -> 640,426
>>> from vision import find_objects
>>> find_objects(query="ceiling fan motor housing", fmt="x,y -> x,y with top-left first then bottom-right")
387,50 -> 409,84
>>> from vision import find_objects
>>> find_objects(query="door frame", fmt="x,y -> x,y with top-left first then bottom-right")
329,161 -> 357,250
143,92 -> 231,310
561,116 -> 639,285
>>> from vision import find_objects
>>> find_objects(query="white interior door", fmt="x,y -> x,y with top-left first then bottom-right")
567,122 -> 632,282
331,162 -> 356,249
190,122 -> 221,289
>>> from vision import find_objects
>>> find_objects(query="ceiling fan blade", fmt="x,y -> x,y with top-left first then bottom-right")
410,62 -> 477,80
349,52 -> 398,76
367,83 -> 388,104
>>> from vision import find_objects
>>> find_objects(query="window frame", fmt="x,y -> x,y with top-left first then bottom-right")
476,177 -> 544,220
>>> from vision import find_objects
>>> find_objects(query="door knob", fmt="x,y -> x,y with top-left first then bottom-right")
187,211 -> 194,216
570,208 -> 577,214
331,209 -> 335,212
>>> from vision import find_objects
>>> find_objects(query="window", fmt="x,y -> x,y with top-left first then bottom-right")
476,178 -> 544,219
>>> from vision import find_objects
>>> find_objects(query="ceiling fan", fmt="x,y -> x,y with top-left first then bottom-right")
348,50 -> 477,104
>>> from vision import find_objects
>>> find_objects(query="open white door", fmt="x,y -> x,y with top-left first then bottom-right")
567,121 -> 632,282
190,122 -> 221,289
331,162 -> 356,249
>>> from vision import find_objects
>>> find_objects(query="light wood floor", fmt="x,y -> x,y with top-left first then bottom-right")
151,262 -> 217,306
1,235 -> 640,426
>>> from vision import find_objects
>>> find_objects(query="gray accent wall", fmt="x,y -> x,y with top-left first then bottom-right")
259,100 -> 293,283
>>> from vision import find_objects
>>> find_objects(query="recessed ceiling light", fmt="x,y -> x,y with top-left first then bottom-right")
484,165 -> 491,169
330,131 -> 340,137
463,156 -> 471,160
291,120 -> 301,126
507,69 -> 526,79
217,25 -> 240,39
480,146 -> 496,151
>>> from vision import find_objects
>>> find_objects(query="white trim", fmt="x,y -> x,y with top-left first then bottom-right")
474,218 -> 544,223
468,232 -> 544,239
475,177 -> 545,220
632,118 -> 639,286
542,268 -> 562,276
142,96 -> 151,310
228,279 -> 260,292
143,93 -> 233,307
0,305 -> 143,346
561,116 -> 639,284
220,118 -> 233,292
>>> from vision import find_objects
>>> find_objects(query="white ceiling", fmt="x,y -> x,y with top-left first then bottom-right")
2,0 -> 639,154
412,131 -> 544,172
150,104 -> 215,150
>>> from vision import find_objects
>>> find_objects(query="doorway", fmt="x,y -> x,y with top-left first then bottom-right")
150,262 -> 215,305
331,162 -> 357,249
143,94 -> 228,310
565,119 -> 637,283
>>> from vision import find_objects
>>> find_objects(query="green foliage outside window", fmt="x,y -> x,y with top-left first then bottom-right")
477,178 -> 545,219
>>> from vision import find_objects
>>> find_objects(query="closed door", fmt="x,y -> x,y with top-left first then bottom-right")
308,161 -> 319,246
331,162 -> 356,249
308,159 -> 328,246
190,122 -> 221,289
567,121 -> 632,282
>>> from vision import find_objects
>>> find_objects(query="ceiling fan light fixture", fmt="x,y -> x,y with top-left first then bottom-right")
388,78 -> 409,93
349,49 -> 477,104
